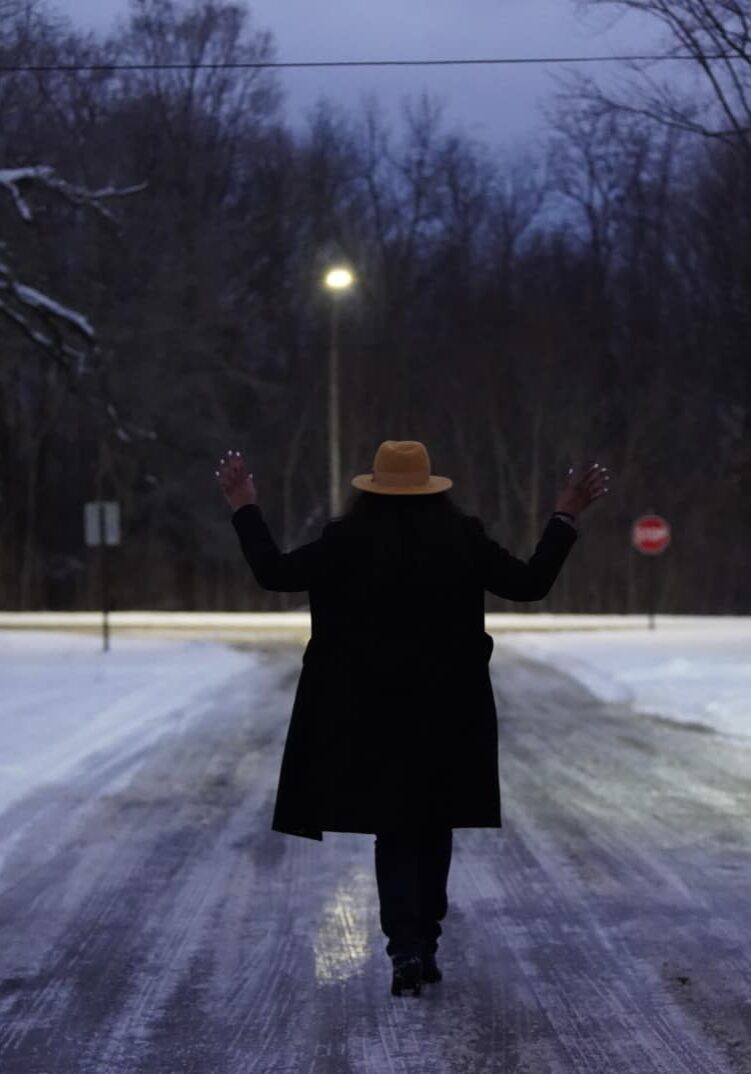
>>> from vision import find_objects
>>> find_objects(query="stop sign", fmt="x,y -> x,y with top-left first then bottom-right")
632,514 -> 671,555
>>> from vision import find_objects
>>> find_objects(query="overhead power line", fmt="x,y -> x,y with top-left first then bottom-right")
0,52 -> 741,74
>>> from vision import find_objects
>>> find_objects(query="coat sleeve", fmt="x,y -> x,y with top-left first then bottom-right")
231,504 -> 325,592
468,513 -> 578,602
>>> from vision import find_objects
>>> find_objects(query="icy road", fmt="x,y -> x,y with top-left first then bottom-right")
0,633 -> 750,1073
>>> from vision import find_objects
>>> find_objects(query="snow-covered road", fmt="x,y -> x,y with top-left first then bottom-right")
0,626 -> 749,1072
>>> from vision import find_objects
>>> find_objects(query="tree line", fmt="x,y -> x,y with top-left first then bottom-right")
1,0 -> 749,614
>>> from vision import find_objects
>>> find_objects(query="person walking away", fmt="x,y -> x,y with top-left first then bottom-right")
216,440 -> 609,997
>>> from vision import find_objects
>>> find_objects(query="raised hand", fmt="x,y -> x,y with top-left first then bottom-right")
555,462 -> 609,518
216,449 -> 258,511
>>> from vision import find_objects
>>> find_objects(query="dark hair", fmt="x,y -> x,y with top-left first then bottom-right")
329,487 -> 474,585
334,486 -> 467,525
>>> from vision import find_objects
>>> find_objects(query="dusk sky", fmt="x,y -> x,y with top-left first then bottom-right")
59,0 -> 674,152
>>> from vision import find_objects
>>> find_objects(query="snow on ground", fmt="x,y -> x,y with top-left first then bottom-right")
1,618 -> 750,822
499,620 -> 751,741
0,631 -> 254,818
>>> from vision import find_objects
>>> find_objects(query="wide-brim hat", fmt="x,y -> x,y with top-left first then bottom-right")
351,440 -> 453,495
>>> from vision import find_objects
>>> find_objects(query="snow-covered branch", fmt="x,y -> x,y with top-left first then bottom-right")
0,164 -> 147,375
0,164 -> 156,442
0,251 -> 96,375
12,280 -> 95,339
0,165 -> 148,226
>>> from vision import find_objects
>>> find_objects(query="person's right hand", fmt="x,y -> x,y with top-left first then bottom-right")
555,462 -> 609,518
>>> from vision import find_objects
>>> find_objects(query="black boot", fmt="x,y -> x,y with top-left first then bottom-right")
391,954 -> 422,996
421,948 -> 442,983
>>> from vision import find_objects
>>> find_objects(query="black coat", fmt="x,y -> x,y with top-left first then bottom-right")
231,503 -> 578,841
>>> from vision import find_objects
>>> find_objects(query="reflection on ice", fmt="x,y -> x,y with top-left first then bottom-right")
313,864 -> 372,982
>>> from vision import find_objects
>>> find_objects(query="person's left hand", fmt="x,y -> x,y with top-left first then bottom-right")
216,449 -> 258,511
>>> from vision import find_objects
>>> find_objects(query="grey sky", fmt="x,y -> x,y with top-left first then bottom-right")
60,0 -> 668,152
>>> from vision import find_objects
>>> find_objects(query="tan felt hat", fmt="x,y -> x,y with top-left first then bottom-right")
351,440 -> 453,495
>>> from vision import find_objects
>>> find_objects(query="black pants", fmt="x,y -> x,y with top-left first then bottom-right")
374,826 -> 453,959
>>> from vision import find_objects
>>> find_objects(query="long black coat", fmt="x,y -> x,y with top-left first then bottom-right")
231,503 -> 578,841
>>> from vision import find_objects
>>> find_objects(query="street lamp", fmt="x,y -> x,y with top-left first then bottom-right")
323,265 -> 355,519
325,266 -> 355,291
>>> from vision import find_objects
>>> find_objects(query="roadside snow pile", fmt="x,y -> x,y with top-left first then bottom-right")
499,621 -> 751,740
0,631 -> 253,815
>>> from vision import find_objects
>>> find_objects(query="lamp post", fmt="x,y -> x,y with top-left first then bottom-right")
323,265 -> 355,519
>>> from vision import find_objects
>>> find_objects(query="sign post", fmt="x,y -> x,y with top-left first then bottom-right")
631,512 -> 671,630
84,501 -> 121,652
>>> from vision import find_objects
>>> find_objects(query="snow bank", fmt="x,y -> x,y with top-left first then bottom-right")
0,631 -> 253,818
499,622 -> 751,740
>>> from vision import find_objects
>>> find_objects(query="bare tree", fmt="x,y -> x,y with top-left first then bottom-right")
0,166 -> 146,370
572,0 -> 751,161
0,165 -> 149,605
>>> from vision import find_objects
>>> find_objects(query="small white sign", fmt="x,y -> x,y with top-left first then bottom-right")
84,501 -> 121,546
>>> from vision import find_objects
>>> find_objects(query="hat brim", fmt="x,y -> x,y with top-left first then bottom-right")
350,474 -> 453,495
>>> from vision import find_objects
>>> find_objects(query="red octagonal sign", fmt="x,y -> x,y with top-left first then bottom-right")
632,514 -> 671,555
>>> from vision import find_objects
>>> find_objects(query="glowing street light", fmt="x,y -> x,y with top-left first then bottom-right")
323,265 -> 356,518
324,266 -> 355,291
